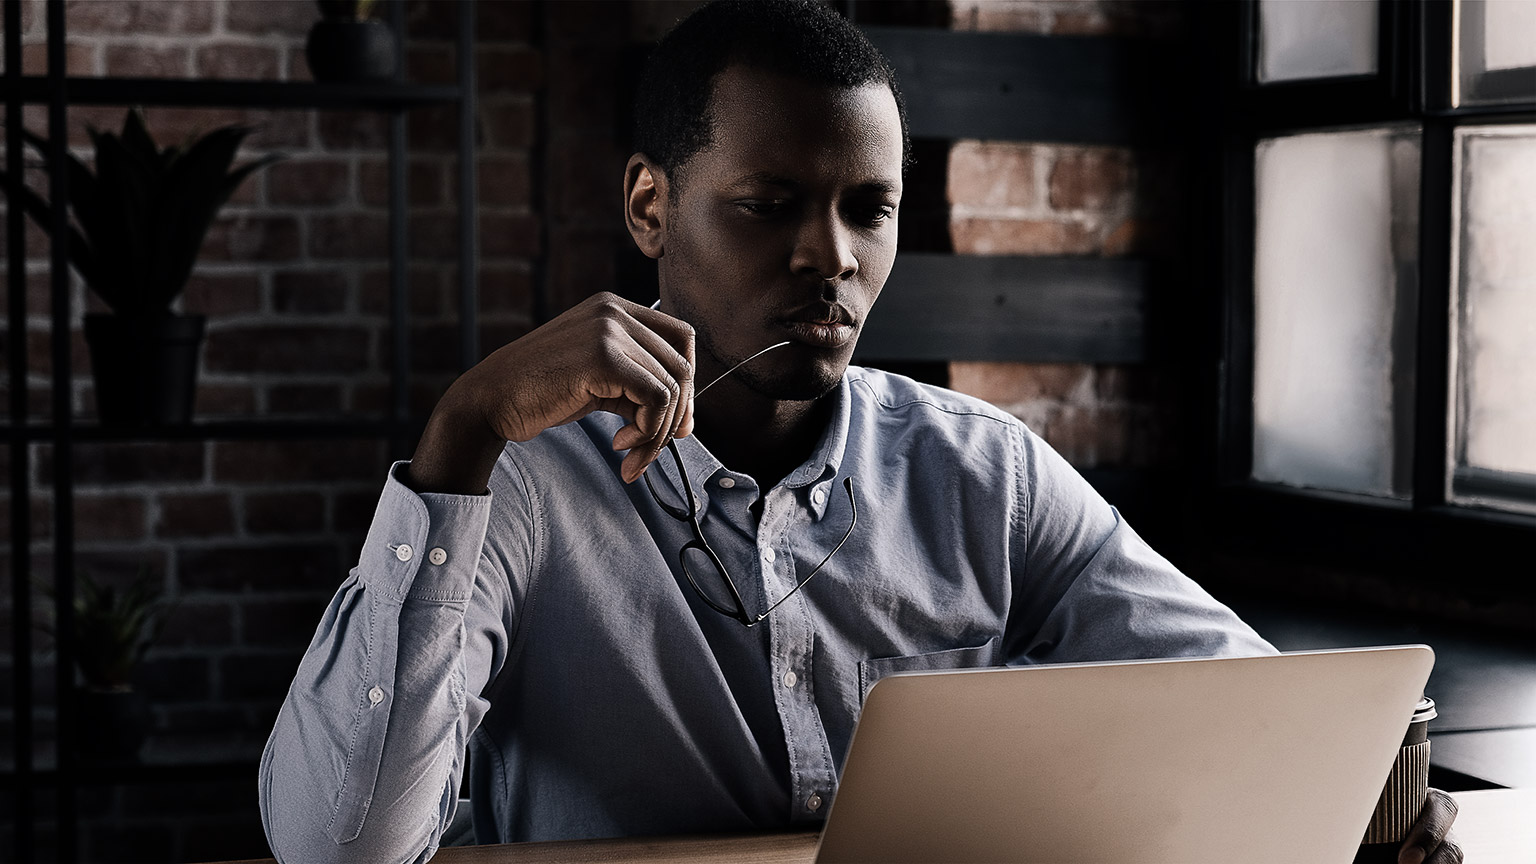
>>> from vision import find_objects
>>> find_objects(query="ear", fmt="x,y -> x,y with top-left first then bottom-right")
624,154 -> 668,260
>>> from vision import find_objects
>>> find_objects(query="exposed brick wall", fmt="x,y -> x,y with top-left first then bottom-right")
948,0 -> 1183,38
940,0 -> 1187,470
949,362 -> 1173,469
1,1 -> 538,859
541,0 -> 633,315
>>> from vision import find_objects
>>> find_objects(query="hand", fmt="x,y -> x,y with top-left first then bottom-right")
1397,788 -> 1461,864
407,292 -> 695,494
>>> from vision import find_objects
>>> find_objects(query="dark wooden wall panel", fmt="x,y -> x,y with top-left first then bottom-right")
856,253 -> 1148,363
861,26 -> 1167,146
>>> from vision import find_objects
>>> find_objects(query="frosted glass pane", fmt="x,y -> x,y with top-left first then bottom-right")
1484,0 -> 1536,69
1455,0 -> 1536,106
1252,129 -> 1420,497
1452,126 -> 1536,491
1257,0 -> 1379,83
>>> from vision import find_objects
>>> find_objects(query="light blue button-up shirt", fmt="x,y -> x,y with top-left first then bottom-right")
259,367 -> 1273,864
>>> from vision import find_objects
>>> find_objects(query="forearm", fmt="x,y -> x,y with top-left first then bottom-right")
405,388 -> 508,496
260,467 -> 494,864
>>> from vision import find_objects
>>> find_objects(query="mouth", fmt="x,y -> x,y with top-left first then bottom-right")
778,304 -> 857,349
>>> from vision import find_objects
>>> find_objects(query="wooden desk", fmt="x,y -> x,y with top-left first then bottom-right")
219,788 -> 1534,863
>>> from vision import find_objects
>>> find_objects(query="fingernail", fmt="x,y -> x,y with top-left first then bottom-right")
1400,847 -> 1425,864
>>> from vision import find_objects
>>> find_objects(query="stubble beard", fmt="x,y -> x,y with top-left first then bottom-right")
675,295 -> 847,403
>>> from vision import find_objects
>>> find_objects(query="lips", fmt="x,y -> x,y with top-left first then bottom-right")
779,304 -> 857,348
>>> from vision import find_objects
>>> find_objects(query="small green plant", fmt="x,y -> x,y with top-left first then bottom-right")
316,0 -> 378,20
0,108 -> 281,317
39,567 -> 175,692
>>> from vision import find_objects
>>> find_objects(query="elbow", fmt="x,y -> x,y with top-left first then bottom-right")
261,762 -> 434,864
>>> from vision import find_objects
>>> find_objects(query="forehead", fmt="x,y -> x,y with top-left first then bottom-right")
692,64 -> 904,189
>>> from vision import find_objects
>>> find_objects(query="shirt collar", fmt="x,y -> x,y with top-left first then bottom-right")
770,374 -> 851,522
795,373 -> 850,482
606,372 -> 853,519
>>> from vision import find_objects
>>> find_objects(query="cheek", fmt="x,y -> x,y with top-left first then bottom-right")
670,208 -> 776,277
855,232 -> 898,297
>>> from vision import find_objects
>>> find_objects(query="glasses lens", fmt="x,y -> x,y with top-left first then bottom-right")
681,544 -> 745,616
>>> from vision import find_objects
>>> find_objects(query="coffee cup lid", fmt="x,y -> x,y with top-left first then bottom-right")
1413,696 -> 1437,723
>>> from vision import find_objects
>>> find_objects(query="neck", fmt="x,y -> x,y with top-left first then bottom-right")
691,379 -> 833,491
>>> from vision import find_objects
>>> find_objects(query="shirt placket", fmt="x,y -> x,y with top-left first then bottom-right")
759,487 -> 838,823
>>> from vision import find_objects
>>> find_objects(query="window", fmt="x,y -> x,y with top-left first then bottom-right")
1449,125 -> 1536,513
1251,127 -> 1419,499
1256,0 -> 1379,83
1454,0 -> 1536,106
1203,0 -> 1536,585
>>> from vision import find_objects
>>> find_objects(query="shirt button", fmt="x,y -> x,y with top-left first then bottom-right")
782,670 -> 798,688
368,686 -> 385,705
806,793 -> 822,811
394,544 -> 414,562
718,477 -> 735,489
762,547 -> 776,564
812,488 -> 826,506
428,547 -> 448,565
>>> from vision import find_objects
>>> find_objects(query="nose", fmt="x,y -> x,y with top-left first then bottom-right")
790,208 -> 858,283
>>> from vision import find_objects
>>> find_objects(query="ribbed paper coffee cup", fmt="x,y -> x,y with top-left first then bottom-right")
1353,696 -> 1436,864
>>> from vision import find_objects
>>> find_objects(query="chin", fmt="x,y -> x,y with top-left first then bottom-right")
737,360 -> 845,402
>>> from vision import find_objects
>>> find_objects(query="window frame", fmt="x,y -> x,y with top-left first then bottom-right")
1198,0 -> 1536,601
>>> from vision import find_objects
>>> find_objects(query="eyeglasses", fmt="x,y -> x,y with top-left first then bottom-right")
638,320 -> 857,626
645,440 -> 856,627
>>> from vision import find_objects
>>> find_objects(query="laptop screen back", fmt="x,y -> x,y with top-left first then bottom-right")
815,646 -> 1434,864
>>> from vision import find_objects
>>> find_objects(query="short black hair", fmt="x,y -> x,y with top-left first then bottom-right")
633,0 -> 910,183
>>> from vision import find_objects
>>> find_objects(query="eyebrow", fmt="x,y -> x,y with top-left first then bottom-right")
731,172 -> 799,190
730,173 -> 901,196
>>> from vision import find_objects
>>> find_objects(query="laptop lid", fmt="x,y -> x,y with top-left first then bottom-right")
815,646 -> 1434,864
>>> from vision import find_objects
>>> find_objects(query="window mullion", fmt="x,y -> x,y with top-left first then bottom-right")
1412,118 -> 1455,510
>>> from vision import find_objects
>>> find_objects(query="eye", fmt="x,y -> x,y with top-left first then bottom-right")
736,199 -> 789,218
849,204 -> 896,227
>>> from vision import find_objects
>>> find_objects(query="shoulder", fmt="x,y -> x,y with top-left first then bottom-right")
844,365 -> 1024,435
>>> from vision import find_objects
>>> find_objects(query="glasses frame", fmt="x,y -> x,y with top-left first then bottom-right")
644,440 -> 856,627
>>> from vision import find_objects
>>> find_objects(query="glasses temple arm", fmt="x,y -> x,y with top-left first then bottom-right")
752,476 -> 857,625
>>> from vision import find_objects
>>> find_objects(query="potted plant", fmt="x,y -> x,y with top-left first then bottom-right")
1,108 -> 280,424
38,567 -> 175,763
306,0 -> 400,83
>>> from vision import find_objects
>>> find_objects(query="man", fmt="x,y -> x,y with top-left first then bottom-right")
259,3 -> 1460,862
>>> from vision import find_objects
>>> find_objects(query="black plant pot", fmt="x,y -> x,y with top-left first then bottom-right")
83,313 -> 205,426
306,19 -> 400,83
75,687 -> 150,764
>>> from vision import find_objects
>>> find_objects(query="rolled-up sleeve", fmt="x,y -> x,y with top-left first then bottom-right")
260,461 -> 501,864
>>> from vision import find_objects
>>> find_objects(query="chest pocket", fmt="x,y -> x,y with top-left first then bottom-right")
857,635 -> 1002,704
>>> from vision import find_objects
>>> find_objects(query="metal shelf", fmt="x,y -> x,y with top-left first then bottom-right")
2,418 -> 426,443
1,758 -> 260,789
10,75 -> 463,111
5,0 -> 480,859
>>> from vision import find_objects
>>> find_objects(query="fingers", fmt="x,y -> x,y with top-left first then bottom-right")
602,351 -> 678,483
589,300 -> 694,482
1398,789 -> 1460,864
623,327 -> 689,443
1425,839 -> 1463,864
472,293 -> 693,481
629,301 -> 696,443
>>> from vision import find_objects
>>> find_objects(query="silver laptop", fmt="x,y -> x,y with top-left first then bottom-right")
815,646 -> 1434,864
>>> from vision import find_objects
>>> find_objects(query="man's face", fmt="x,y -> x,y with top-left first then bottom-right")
655,65 -> 904,401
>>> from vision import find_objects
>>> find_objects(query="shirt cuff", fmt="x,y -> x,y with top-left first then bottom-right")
359,461 -> 493,603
